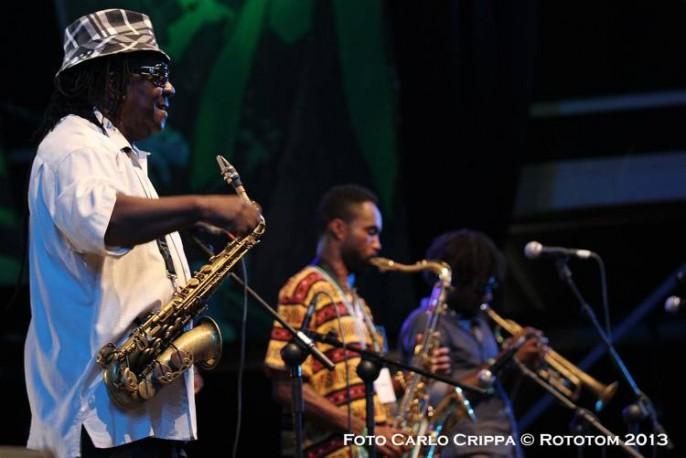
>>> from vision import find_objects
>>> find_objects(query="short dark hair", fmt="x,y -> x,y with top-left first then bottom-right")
425,229 -> 506,288
316,184 -> 378,234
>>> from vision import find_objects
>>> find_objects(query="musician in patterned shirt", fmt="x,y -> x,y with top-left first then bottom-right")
265,184 -> 405,457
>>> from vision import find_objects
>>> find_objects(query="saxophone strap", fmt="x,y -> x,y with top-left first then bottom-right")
156,237 -> 178,288
120,146 -> 179,289
311,265 -> 381,353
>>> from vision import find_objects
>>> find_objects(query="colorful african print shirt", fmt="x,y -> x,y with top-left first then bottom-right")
265,265 -> 388,458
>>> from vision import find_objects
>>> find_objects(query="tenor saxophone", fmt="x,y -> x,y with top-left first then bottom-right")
96,156 -> 265,409
370,257 -> 475,457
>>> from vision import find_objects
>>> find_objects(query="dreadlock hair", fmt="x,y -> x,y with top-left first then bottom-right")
424,229 -> 506,289
316,184 -> 378,235
34,54 -> 132,143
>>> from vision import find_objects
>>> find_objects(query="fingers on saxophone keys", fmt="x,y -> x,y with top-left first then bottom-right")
234,200 -> 262,234
430,346 -> 451,374
432,347 -> 450,357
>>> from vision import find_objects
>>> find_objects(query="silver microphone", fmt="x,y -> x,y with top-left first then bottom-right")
665,296 -> 682,314
524,241 -> 594,260
664,271 -> 686,314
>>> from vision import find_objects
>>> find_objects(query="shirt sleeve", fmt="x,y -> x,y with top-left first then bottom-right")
398,309 -> 428,364
264,273 -> 322,379
46,147 -> 129,256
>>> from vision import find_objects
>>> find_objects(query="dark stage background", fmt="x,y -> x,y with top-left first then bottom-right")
1,1 -> 685,457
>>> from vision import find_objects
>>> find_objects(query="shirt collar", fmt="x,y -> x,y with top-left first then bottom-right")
93,108 -> 150,160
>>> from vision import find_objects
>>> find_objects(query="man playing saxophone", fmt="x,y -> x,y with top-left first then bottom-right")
25,9 -> 261,458
400,230 -> 546,458
265,184 -> 413,457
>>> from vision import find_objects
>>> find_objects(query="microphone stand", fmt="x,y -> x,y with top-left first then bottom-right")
226,272 -> 335,458
307,331 -> 487,458
356,359 -> 381,458
516,360 -> 644,458
554,258 -> 673,453
190,237 -> 334,458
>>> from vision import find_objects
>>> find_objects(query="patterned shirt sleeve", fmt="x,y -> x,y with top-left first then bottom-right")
265,268 -> 328,379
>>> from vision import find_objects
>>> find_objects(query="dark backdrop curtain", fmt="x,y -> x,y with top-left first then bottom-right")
391,0 -> 537,253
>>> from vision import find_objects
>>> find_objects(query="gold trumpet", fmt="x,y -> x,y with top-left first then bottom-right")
481,303 -> 618,411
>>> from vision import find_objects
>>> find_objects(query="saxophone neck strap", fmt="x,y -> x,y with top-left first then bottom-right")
156,237 -> 178,287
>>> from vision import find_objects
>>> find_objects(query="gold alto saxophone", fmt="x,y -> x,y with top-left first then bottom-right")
481,303 -> 618,410
96,156 -> 266,409
371,257 -> 475,458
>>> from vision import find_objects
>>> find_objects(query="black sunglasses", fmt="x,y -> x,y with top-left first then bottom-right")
130,63 -> 170,88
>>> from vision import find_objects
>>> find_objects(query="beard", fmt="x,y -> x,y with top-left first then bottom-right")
341,246 -> 372,275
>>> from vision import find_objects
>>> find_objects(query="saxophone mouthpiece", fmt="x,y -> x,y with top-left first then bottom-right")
216,155 -> 244,190
216,155 -> 230,173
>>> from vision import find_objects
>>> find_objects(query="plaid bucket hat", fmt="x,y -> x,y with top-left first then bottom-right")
56,9 -> 170,79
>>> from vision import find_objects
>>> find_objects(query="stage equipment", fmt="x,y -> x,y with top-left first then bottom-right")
524,241 -> 594,260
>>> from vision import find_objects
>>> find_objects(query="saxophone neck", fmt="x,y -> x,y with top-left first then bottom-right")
370,257 -> 452,285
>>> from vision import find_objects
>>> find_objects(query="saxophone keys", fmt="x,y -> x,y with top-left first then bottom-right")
96,343 -> 116,367
169,349 -> 193,371
138,378 -> 157,400
122,368 -> 138,391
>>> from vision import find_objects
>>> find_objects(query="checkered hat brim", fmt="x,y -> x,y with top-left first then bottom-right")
56,9 -> 169,77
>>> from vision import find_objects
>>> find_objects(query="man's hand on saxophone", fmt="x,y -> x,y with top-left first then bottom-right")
195,195 -> 262,235
430,346 -> 452,375
104,194 -> 262,247
414,332 -> 452,376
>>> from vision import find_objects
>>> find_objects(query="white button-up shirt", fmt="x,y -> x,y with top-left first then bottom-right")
25,112 -> 197,458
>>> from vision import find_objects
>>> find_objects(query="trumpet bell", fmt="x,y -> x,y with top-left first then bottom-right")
595,381 -> 618,412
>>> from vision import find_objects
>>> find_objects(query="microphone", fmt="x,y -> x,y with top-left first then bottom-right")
524,241 -> 594,260
665,296 -> 682,314
492,333 -> 529,372
664,272 -> 686,314
301,292 -> 323,331
477,333 -> 529,388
